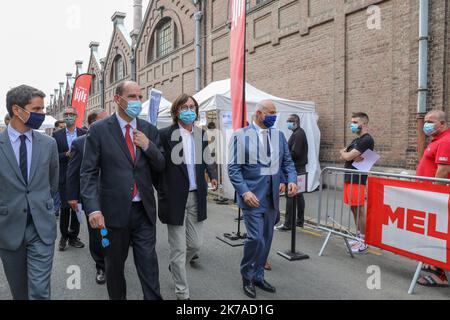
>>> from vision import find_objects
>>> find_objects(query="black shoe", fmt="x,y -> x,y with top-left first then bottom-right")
296,222 -> 304,228
68,238 -> 85,249
274,224 -> 291,231
96,269 -> 106,285
243,279 -> 256,299
255,280 -> 276,293
59,238 -> 68,251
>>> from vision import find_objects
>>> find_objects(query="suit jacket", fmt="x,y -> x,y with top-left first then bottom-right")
52,127 -> 87,208
80,115 -> 165,228
228,124 -> 297,211
157,124 -> 218,226
66,135 -> 86,202
288,127 -> 309,173
0,130 -> 59,251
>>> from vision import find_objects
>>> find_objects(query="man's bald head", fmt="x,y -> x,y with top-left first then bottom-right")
424,110 -> 448,137
426,110 -> 446,122
256,100 -> 277,114
254,100 -> 277,129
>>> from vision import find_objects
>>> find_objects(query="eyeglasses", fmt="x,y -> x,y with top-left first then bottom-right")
100,228 -> 110,248
180,105 -> 197,113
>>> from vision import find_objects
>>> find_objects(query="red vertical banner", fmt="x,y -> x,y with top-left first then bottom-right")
71,73 -> 93,128
230,0 -> 247,130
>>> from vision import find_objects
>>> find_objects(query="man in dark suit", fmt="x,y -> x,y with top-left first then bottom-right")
275,114 -> 309,230
52,107 -> 87,251
158,94 -> 218,300
67,109 -> 108,285
81,81 -> 165,300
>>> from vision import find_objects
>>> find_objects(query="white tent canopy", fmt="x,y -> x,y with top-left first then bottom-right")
193,79 -> 321,198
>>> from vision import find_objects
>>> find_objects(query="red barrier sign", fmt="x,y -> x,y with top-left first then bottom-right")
366,177 -> 450,270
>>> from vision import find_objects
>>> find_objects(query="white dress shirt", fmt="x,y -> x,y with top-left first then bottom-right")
116,113 -> 141,202
179,125 -> 197,191
7,125 -> 33,180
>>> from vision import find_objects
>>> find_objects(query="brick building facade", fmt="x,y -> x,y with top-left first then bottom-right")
48,0 -> 450,169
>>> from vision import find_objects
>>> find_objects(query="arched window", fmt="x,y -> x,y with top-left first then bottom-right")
148,18 -> 179,62
90,74 -> 97,95
111,55 -> 124,83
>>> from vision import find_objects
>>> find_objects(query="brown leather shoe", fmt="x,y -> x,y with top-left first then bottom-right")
264,262 -> 272,271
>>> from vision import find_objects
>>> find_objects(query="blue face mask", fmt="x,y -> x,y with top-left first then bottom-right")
19,107 -> 46,130
122,99 -> 142,119
287,122 -> 297,131
263,115 -> 277,128
423,123 -> 437,136
350,123 -> 361,134
179,110 -> 197,125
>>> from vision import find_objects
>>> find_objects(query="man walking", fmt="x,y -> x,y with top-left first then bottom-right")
0,85 -> 59,300
67,109 -> 108,285
53,107 -> 87,251
158,94 -> 218,300
228,100 -> 297,299
81,81 -> 165,300
275,114 -> 309,230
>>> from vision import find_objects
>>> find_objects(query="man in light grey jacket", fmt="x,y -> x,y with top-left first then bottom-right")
0,85 -> 59,300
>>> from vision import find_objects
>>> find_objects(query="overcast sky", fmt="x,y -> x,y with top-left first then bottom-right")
0,0 -> 150,117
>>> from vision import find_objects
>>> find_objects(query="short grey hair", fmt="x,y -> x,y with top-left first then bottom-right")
6,85 -> 46,117
426,110 -> 446,122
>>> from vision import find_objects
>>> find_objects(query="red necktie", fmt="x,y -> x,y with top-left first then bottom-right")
125,125 -> 138,198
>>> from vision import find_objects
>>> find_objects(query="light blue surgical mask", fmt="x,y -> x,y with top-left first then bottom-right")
121,98 -> 142,119
423,123 -> 437,136
179,110 -> 197,125
350,123 -> 361,134
287,122 -> 297,131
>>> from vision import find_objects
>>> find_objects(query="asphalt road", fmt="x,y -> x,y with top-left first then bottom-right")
0,193 -> 449,300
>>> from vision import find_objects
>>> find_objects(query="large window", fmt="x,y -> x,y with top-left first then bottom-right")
148,18 -> 179,62
112,55 -> 124,83
157,20 -> 172,58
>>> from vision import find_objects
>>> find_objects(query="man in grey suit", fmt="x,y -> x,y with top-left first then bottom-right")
0,85 -> 59,300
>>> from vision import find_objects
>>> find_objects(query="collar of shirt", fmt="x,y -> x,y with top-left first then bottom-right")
66,128 -> 77,136
432,128 -> 450,142
116,113 -> 137,131
8,125 -> 32,143
253,121 -> 270,134
179,124 -> 194,136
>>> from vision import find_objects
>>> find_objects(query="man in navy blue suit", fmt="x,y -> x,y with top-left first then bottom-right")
228,100 -> 297,299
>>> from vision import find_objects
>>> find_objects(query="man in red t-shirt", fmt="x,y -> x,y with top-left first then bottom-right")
416,110 -> 450,288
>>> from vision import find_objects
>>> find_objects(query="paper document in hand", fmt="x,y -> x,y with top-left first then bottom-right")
352,149 -> 380,172
76,204 -> 85,225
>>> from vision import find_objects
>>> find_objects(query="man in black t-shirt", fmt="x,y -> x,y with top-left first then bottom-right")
340,112 -> 375,254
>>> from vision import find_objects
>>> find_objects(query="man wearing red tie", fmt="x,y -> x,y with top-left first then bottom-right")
81,81 -> 166,300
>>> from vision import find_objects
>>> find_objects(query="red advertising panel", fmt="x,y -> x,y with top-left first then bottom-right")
71,74 -> 93,128
366,177 -> 450,270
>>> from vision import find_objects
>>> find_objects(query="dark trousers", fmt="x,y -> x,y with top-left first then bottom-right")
86,215 -> 105,272
104,202 -> 162,300
285,193 -> 305,228
59,207 -> 80,240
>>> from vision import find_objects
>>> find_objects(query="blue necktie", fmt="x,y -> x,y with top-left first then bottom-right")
20,135 -> 32,225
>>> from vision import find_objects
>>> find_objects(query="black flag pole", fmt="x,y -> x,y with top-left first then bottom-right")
217,0 -> 247,247
278,173 -> 310,261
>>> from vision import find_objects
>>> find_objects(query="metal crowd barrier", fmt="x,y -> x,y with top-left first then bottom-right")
315,167 -> 450,294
